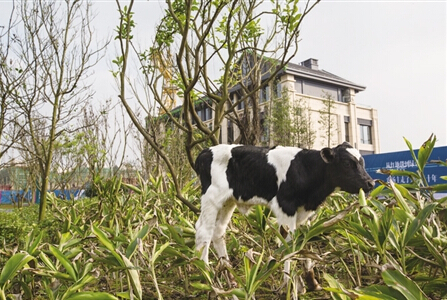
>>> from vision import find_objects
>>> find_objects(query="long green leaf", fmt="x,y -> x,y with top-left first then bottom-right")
29,269 -> 73,281
390,180 -> 412,213
17,280 -> 33,299
152,241 -> 171,263
404,137 -> 420,170
91,224 -> 124,266
126,224 -> 150,259
356,284 -> 406,300
0,253 -> 34,286
121,182 -> 142,194
404,203 -> 437,246
382,269 -> 428,300
378,168 -> 419,179
418,134 -> 435,172
120,251 -> 142,300
48,245 -> 77,281
62,274 -> 96,299
430,183 -> 447,192
393,183 -> 418,204
323,273 -> 348,300
347,221 -> 375,242
26,230 -> 43,256
370,184 -> 385,198
65,292 -> 118,300
39,252 -> 57,271
190,282 -> 212,291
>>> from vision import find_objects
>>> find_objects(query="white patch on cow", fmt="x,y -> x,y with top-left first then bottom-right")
196,145 -> 241,264
208,144 -> 239,200
346,147 -> 362,162
210,144 -> 240,167
236,196 -> 269,215
270,199 -> 315,238
295,206 -> 315,226
269,196 -> 296,231
267,146 -> 301,187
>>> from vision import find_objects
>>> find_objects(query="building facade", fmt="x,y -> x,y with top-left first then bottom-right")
196,58 -> 379,155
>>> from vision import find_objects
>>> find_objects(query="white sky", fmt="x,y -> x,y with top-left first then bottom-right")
2,0 -> 446,155
80,0 -> 447,153
297,1 -> 447,153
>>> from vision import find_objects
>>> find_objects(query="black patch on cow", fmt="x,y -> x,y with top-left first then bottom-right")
195,148 -> 213,195
226,146 -> 278,202
276,150 -> 334,216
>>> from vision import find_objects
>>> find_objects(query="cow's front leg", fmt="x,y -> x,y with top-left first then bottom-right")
278,216 -> 307,297
303,258 -> 322,291
295,208 -> 321,292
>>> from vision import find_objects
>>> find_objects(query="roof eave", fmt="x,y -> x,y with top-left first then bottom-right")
285,68 -> 366,92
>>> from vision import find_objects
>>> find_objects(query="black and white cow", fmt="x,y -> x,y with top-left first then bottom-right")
194,142 -> 374,270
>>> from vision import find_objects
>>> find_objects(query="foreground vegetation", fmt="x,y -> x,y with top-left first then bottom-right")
0,136 -> 446,300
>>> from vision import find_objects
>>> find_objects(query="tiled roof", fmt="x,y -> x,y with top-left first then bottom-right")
285,61 -> 366,92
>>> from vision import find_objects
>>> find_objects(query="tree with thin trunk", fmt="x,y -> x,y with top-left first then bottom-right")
9,0 -> 107,221
267,89 -> 315,148
0,4 -> 27,166
318,92 -> 338,148
113,0 -> 319,214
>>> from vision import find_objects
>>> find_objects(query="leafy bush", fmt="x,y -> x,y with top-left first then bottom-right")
0,135 -> 446,299
0,206 -> 37,248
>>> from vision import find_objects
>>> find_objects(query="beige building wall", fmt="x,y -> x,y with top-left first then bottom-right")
202,65 -> 379,154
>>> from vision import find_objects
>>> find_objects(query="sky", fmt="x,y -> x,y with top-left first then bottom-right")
296,1 -> 447,153
88,0 -> 447,153
1,0 -> 446,155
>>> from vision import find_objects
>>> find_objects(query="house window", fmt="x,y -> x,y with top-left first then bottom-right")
260,112 -> 269,144
205,107 -> 212,121
227,120 -> 234,143
260,85 -> 269,103
242,58 -> 250,76
237,100 -> 245,110
294,78 -> 303,94
358,118 -> 373,145
360,125 -> 372,144
273,78 -> 282,98
344,116 -> 350,142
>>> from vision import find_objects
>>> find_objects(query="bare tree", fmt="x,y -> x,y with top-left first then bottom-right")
51,132 -> 84,194
318,92 -> 338,148
266,89 -> 315,148
0,3 -> 27,165
9,0 -> 107,221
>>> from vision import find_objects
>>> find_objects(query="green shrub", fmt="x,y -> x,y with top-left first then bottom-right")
0,206 -> 38,248
1,135 -> 446,299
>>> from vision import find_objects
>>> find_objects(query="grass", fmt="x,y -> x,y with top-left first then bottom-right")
0,135 -> 446,299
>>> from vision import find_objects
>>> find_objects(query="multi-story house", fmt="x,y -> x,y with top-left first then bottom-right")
194,58 -> 379,155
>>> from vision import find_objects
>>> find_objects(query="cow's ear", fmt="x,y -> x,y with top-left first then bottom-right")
321,148 -> 335,163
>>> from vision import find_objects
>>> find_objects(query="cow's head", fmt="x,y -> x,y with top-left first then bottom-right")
320,142 -> 375,193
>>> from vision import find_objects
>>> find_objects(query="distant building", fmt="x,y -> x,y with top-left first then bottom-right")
192,57 -> 379,154
0,164 -> 28,190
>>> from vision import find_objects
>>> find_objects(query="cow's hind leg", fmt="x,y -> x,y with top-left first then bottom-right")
212,199 -> 237,260
195,195 -> 221,264
195,191 -> 232,264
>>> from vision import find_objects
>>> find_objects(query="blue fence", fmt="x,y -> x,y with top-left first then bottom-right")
0,189 -> 84,205
363,146 -> 447,189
